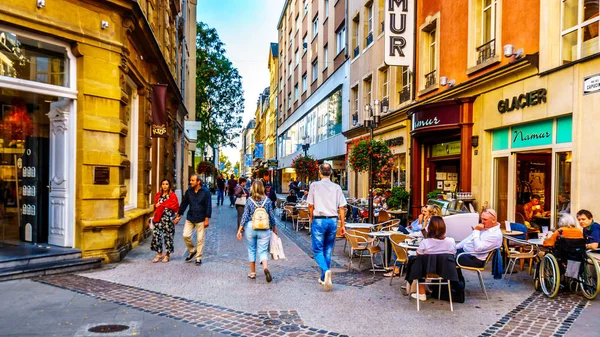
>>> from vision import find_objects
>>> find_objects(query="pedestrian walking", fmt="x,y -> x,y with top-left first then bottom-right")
236,180 -> 278,282
216,174 -> 226,206
307,163 -> 347,291
227,175 -> 238,208
150,179 -> 180,263
234,177 -> 250,227
174,174 -> 212,266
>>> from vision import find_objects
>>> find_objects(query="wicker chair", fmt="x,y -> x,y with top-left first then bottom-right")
297,209 -> 310,231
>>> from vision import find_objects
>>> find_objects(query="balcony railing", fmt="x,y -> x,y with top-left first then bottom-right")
424,70 -> 437,89
399,87 -> 411,104
476,39 -> 496,65
365,32 -> 373,46
353,46 -> 360,58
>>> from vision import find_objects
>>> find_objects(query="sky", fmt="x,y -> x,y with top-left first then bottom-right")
196,0 -> 284,165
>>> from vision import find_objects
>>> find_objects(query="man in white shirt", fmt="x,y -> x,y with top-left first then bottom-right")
307,163 -> 347,291
456,209 -> 503,268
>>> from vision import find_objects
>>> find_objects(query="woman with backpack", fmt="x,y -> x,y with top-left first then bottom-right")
236,180 -> 278,282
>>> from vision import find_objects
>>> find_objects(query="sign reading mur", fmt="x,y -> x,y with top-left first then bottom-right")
384,0 -> 415,69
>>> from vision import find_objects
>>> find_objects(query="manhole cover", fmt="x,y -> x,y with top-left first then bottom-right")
88,324 -> 130,333
280,325 -> 300,332
263,319 -> 282,326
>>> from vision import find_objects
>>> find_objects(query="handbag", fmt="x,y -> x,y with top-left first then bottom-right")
148,218 -> 155,230
235,196 -> 247,206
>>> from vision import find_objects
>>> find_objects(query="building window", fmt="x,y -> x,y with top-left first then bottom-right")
312,59 -> 318,82
323,45 -> 328,69
380,68 -> 389,100
289,30 -> 293,45
561,0 -> 599,63
295,49 -> 299,67
351,85 -> 359,126
363,77 -> 372,106
288,92 -> 292,109
296,14 -> 301,33
288,61 -> 293,78
303,34 -> 308,53
365,3 -> 374,47
378,0 -> 385,35
313,16 -> 319,38
421,19 -> 438,90
353,16 -> 360,58
477,0 -> 497,64
325,0 -> 330,18
302,73 -> 307,92
336,25 -> 346,54
304,1 -> 308,16
398,66 -> 411,104
294,84 -> 299,101
124,79 -> 139,210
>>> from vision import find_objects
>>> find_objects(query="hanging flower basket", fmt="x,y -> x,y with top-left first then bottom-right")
1,103 -> 33,141
349,139 -> 394,176
292,155 -> 319,181
196,161 -> 215,175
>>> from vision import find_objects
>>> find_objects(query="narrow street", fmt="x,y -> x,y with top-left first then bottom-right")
1,196 -> 598,337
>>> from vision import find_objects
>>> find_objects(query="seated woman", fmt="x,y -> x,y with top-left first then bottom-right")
397,204 -> 440,235
404,216 -> 457,301
543,213 -> 583,247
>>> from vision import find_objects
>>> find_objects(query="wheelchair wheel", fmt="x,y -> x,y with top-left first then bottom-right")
580,254 -> 600,300
540,254 -> 560,298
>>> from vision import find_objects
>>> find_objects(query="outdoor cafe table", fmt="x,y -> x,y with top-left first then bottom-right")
368,231 -> 397,271
527,238 -> 544,246
345,223 -> 374,230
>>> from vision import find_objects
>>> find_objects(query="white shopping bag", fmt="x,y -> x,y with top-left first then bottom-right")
269,232 -> 287,260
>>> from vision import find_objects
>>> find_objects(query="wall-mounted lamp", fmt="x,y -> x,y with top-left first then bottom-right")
37,0 -> 45,8
503,44 -> 524,59
101,20 -> 110,29
439,76 -> 456,87
471,135 -> 479,148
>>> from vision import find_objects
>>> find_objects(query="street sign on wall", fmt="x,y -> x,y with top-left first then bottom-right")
384,0 -> 415,68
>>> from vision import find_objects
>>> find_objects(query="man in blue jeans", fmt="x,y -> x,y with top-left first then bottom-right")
307,163 -> 347,291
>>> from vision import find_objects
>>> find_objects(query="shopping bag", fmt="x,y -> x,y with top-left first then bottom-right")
269,232 -> 287,260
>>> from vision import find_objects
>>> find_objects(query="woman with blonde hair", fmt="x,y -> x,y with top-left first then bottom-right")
236,180 -> 279,281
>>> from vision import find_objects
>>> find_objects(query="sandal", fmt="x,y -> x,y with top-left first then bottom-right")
383,268 -> 401,277
152,254 -> 163,263
162,254 -> 170,263
247,273 -> 256,279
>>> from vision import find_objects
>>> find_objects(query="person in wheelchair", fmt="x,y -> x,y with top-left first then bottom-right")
543,214 -> 583,248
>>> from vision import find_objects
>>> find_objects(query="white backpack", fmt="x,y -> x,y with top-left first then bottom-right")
250,198 -> 270,230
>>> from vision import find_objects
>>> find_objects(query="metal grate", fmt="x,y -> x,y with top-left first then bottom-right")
399,87 -> 411,104
424,70 -> 437,89
353,46 -> 360,58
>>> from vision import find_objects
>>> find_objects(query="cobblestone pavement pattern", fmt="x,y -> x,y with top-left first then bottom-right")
1,195 -> 598,337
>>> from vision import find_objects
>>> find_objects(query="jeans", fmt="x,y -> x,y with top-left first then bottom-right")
229,194 -> 236,206
456,248 -> 485,268
217,188 -> 225,205
245,224 -> 271,262
311,218 -> 337,280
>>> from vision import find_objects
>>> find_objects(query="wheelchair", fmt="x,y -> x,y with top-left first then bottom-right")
534,237 -> 600,299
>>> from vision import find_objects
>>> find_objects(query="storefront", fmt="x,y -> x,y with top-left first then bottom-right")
408,99 -> 475,218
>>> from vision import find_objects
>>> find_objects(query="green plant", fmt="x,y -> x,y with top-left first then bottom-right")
427,189 -> 443,200
387,187 -> 410,210
348,139 -> 394,179
196,161 -> 215,175
292,155 -> 319,182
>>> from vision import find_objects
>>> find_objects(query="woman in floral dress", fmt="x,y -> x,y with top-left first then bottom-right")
151,179 -> 179,263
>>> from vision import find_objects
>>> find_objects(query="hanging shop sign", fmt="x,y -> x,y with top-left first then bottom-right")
431,140 -> 461,157
386,137 -> 404,147
497,88 -> 547,114
584,74 -> 600,95
151,84 -> 168,138
384,0 -> 415,68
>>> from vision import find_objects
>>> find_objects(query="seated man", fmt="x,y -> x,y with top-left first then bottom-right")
456,209 -> 503,268
523,194 -> 550,229
300,189 -> 309,202
577,209 -> 600,250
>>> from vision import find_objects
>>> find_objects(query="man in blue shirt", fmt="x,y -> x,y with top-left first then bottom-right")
577,209 -> 600,250
175,174 -> 212,266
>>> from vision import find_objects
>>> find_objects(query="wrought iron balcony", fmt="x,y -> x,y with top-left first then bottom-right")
353,46 -> 360,58
476,39 -> 496,65
399,87 -> 411,104
366,32 -> 373,46
424,70 -> 437,89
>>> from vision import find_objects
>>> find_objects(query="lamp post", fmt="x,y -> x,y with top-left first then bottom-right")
302,135 -> 310,157
363,98 -> 389,224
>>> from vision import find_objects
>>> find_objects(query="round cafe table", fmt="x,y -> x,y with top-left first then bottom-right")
527,238 -> 544,246
502,230 -> 524,236
399,242 -> 419,250
368,231 -> 397,271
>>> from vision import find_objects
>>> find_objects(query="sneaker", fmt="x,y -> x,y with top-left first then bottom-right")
195,259 -> 202,266
185,252 -> 196,263
323,270 -> 333,291
411,293 -> 427,301
318,278 -> 325,286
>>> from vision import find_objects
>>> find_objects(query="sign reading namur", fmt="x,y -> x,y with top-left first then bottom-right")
384,0 -> 415,68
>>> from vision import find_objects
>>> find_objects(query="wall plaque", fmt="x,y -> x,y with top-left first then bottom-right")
94,166 -> 110,185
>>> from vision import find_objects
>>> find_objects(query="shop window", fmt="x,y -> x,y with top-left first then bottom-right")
561,0 -> 599,63
494,157 -> 509,224
391,154 -> 407,190
555,152 -> 572,216
515,153 -> 551,229
0,30 -> 68,87
124,81 -> 139,210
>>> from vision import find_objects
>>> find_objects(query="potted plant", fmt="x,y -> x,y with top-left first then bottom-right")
427,189 -> 443,200
386,187 -> 410,211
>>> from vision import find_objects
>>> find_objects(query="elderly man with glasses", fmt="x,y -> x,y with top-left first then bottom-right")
455,209 -> 503,268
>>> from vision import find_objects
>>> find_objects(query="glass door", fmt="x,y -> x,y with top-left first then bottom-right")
494,157 -> 509,223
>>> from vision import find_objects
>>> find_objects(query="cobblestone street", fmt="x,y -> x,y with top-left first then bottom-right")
1,197 -> 598,337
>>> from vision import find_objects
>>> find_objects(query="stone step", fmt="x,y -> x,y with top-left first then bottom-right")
0,244 -> 82,269
0,257 -> 103,282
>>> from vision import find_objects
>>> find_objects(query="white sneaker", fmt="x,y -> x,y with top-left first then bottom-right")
411,293 -> 427,301
323,270 -> 333,291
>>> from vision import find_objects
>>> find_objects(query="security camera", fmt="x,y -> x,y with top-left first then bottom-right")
504,44 -> 524,59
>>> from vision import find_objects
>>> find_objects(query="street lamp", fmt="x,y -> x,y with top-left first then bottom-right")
363,98 -> 389,224
302,135 -> 310,157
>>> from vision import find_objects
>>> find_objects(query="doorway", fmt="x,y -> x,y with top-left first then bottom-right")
515,151 -> 552,228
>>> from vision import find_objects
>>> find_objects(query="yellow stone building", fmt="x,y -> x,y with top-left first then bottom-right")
0,0 -> 197,262
265,43 -> 279,164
